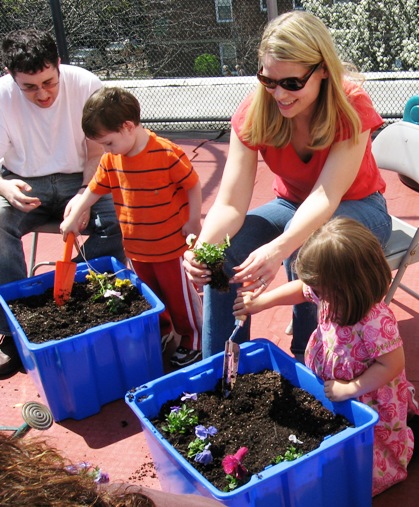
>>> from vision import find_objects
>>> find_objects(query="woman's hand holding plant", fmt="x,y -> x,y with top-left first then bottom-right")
184,233 -> 284,296
183,234 -> 230,290
183,249 -> 212,287
231,240 -> 283,295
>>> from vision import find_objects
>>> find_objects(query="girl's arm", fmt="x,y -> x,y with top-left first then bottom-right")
183,129 -> 258,286
233,280 -> 305,318
323,347 -> 405,402
182,180 -> 202,238
232,130 -> 371,292
60,187 -> 101,240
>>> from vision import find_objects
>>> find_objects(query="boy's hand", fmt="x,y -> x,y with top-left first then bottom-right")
60,216 -> 85,241
63,194 -> 90,229
60,217 -> 73,241
182,219 -> 202,239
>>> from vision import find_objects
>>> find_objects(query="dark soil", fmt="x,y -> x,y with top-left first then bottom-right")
208,260 -> 230,292
151,370 -> 351,492
7,282 -> 151,343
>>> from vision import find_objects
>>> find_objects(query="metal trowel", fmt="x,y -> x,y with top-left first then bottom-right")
222,316 -> 246,397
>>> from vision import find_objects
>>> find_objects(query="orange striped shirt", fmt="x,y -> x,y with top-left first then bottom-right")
89,130 -> 199,262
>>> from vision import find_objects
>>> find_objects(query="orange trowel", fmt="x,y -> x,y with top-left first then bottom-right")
53,232 -> 77,306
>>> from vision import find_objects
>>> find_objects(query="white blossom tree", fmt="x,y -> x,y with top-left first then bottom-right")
302,0 -> 419,71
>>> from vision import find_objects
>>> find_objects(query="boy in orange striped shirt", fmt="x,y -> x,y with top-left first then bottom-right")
60,87 -> 202,367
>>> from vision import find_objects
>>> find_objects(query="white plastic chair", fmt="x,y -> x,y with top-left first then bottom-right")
372,121 -> 419,304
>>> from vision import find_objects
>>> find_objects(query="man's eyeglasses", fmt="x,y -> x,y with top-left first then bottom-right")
16,80 -> 60,94
256,63 -> 321,91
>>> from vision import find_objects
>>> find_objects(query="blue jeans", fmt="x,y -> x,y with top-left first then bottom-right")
202,192 -> 392,358
0,170 -> 124,334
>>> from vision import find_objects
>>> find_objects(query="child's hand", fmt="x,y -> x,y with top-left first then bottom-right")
323,379 -> 353,402
60,217 -> 81,241
182,219 -> 201,239
233,291 -> 257,319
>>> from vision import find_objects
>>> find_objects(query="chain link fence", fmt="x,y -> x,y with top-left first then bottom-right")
1,0 -> 418,132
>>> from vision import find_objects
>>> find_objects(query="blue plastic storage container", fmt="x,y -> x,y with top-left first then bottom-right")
126,339 -> 378,507
0,256 -> 164,421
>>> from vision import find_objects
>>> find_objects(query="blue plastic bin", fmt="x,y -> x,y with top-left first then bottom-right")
0,256 -> 164,421
126,339 -> 378,507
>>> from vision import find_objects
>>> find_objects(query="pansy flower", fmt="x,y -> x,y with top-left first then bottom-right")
181,392 -> 198,401
194,444 -> 213,465
195,424 -> 218,440
222,446 -> 248,480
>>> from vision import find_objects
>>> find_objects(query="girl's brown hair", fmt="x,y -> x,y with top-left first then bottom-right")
0,433 -> 154,506
294,217 -> 391,326
240,10 -> 362,150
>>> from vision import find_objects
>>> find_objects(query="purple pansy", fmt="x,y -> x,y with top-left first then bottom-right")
194,444 -> 213,465
103,289 -> 122,299
195,424 -> 218,440
181,392 -> 198,401
65,462 -> 109,484
92,467 -> 110,484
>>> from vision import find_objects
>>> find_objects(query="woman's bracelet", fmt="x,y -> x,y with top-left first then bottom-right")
79,184 -> 88,190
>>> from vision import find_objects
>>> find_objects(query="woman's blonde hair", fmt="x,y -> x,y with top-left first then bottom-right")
294,217 -> 392,326
241,10 -> 362,149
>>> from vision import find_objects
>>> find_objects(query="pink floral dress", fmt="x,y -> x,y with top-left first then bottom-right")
303,285 -> 418,496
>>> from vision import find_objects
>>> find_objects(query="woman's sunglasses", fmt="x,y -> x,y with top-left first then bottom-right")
256,63 -> 321,91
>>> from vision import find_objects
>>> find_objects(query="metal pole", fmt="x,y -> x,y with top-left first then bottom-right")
266,0 -> 278,21
49,0 -> 70,64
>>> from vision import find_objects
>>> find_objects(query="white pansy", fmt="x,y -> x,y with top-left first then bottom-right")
186,233 -> 197,247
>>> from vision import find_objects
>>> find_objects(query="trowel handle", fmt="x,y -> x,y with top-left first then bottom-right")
234,316 -> 246,327
63,232 -> 75,263
228,316 -> 246,342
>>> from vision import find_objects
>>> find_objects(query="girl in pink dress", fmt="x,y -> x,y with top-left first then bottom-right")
233,217 -> 418,496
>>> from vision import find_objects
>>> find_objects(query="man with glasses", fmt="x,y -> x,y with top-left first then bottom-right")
0,29 -> 124,376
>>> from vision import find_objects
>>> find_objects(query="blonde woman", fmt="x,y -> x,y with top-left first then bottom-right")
183,10 -> 391,359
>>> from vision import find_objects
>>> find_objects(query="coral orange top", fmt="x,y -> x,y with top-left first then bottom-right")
231,80 -> 386,202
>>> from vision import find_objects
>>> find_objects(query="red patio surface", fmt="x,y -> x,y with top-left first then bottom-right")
1,135 -> 418,506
